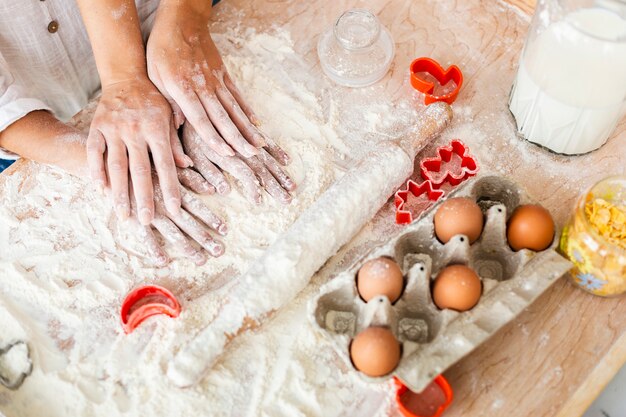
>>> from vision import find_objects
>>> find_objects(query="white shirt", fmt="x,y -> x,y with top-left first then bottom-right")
0,0 -> 160,158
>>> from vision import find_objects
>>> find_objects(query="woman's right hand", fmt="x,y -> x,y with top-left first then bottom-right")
86,77 -> 189,225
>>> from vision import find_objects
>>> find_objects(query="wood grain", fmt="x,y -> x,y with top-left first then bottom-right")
1,0 -> 624,416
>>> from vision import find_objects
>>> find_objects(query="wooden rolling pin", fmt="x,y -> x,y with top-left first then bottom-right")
167,102 -> 454,387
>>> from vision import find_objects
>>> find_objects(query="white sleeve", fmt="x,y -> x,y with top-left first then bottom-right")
0,52 -> 52,159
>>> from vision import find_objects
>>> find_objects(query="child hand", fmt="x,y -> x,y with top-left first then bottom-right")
129,169 -> 228,266
181,122 -> 295,204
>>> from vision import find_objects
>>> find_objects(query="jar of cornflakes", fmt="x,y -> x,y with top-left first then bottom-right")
560,176 -> 626,296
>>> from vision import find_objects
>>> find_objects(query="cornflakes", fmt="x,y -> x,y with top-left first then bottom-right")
585,198 -> 626,250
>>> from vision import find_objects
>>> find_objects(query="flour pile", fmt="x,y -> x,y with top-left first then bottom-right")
0,25 -> 417,417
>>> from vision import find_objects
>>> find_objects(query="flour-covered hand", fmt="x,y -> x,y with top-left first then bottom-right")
129,169 -> 227,266
87,77 -> 190,226
147,0 -> 267,159
181,123 -> 295,204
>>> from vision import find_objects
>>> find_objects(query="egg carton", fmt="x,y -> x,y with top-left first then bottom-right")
309,175 -> 572,392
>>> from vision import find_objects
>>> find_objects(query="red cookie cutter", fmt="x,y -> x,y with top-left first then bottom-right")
410,57 -> 463,105
420,140 -> 478,188
395,180 -> 445,224
395,376 -> 453,417
120,285 -> 181,334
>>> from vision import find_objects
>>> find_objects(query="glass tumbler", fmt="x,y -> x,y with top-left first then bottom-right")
509,0 -> 626,155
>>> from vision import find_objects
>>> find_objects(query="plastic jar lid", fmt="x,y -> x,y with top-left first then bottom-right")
318,9 -> 395,87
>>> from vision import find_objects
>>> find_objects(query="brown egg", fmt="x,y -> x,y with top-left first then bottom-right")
357,257 -> 404,303
432,265 -> 482,311
507,204 -> 555,251
434,197 -> 484,244
350,326 -> 401,377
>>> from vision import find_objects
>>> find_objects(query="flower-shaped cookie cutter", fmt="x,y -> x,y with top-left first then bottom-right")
121,285 -> 181,334
395,180 -> 445,224
420,140 -> 478,188
0,340 -> 33,390
395,376 -> 453,417
410,57 -> 463,105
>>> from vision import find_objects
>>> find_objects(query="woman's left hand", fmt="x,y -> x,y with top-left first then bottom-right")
146,0 -> 266,160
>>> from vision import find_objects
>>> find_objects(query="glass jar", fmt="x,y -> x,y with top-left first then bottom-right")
560,176 -> 626,296
509,0 -> 626,155
317,9 -> 394,87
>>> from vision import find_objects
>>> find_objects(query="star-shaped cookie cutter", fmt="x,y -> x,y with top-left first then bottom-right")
420,139 -> 478,187
394,180 -> 445,224
120,285 -> 181,334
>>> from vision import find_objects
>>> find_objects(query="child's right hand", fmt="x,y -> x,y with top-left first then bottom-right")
180,122 -> 296,205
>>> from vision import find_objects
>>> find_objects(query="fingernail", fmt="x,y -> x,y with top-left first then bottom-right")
253,133 -> 266,147
248,144 -> 260,155
184,155 -> 194,167
217,183 -> 229,194
116,203 -> 129,220
156,255 -> 168,266
211,243 -> 225,257
166,198 -> 182,216
193,251 -> 207,266
251,115 -> 261,126
217,223 -> 228,236
95,180 -> 105,194
138,208 -> 152,225
200,182 -> 212,193
220,145 -> 235,157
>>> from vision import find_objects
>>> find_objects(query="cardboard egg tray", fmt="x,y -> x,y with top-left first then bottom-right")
309,175 -> 573,392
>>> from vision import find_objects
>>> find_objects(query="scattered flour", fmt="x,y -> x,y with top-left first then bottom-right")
0,26 -> 419,417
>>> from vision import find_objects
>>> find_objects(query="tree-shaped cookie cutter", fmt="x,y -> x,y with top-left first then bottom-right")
420,139 -> 478,188
395,140 -> 478,225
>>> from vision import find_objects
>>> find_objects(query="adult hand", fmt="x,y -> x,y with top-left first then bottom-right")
86,77 -> 190,225
146,0 -> 267,159
181,123 -> 295,205
130,169 -> 228,266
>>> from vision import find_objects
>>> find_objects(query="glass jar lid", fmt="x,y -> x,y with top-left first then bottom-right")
317,9 -> 395,87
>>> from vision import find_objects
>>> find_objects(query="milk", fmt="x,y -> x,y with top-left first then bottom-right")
509,7 -> 626,155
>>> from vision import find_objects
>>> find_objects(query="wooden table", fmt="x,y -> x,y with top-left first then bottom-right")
2,0 -> 625,416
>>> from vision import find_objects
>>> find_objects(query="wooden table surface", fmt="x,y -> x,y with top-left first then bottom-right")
2,0 -> 625,416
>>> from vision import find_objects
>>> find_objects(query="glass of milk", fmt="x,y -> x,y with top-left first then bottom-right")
509,0 -> 626,155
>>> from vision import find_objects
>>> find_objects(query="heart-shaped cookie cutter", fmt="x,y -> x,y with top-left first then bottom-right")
120,285 -> 181,334
0,340 -> 33,390
394,180 -> 445,224
395,375 -> 453,417
420,139 -> 478,188
410,57 -> 463,105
